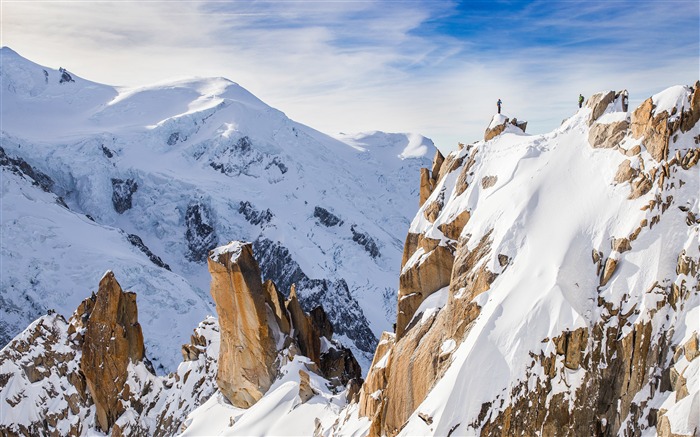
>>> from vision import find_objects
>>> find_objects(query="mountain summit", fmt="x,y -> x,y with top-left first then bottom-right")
0,48 -> 435,372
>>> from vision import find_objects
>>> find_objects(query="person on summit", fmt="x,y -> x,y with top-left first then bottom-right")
578,94 -> 585,108
497,99 -> 502,114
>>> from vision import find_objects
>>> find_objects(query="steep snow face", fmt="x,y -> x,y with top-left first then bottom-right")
321,85 -> 699,437
393,86 -> 699,436
0,48 -> 434,372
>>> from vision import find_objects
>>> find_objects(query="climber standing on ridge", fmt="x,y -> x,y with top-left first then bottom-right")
578,94 -> 585,108
497,98 -> 502,114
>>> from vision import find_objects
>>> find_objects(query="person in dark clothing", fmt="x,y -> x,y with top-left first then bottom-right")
497,99 -> 502,114
578,94 -> 584,108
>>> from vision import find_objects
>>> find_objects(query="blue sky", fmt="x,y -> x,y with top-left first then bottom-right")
2,0 -> 698,151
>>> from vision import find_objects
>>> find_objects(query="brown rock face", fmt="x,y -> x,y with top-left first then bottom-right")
263,279 -> 291,336
631,97 -> 670,162
396,244 -> 454,338
80,271 -> 146,433
628,83 -> 698,164
419,150 -> 445,207
419,168 -> 434,207
437,209 -> 471,241
587,90 -> 616,124
285,285 -> 322,366
614,159 -> 638,184
588,119 -> 630,149
208,242 -> 278,408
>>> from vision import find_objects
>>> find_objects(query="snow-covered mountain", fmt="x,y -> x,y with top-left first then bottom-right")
0,47 -> 435,372
2,45 -> 698,437
178,85 -> 697,436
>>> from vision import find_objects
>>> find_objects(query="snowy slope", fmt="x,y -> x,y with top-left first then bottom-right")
309,85 -> 698,436
0,47 -> 435,372
389,87 -> 698,436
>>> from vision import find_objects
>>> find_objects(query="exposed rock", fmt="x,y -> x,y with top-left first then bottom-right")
286,285 -> 322,366
657,414 -> 695,437
359,332 -> 395,418
600,257 -> 618,286
625,144 -> 642,156
419,168 -> 435,207
481,175 -> 497,188
629,175 -> 653,199
614,159 -> 638,184
423,199 -> 443,223
396,244 -> 454,338
79,271 -> 146,433
450,231 -> 496,299
126,233 -> 171,270
313,206 -> 343,227
167,132 -> 180,145
263,280 -> 291,335
554,328 -> 589,370
253,238 -> 377,356
185,202 -> 217,262
346,377 -> 363,404
0,146 -> 55,194
437,210 -> 471,241
587,90 -> 616,125
589,119 -> 630,149
350,225 -> 381,258
207,242 -> 278,408
310,306 -> 333,340
510,117 -> 527,132
298,370 -> 317,403
58,67 -> 74,84
612,237 -> 631,253
454,149 -> 478,197
238,201 -> 274,227
319,344 -> 363,387
679,80 -> 700,133
111,178 -> 138,214
684,332 -> 699,362
431,150 -> 444,181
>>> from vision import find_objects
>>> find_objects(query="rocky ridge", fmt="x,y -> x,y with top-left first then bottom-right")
331,82 -> 700,436
0,243 -> 360,436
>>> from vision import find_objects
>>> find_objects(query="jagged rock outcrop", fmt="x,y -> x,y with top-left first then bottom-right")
587,90 -> 618,124
0,274 -> 220,436
419,150 -> 445,206
589,118 -> 630,149
207,242 -> 278,408
2,241 -> 362,435
208,241 -> 362,409
286,284 -> 323,365
631,81 -> 700,162
484,114 -> 527,141
79,271 -> 147,433
344,84 -> 700,437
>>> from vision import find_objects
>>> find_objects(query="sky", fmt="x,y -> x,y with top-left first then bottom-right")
1,0 -> 698,152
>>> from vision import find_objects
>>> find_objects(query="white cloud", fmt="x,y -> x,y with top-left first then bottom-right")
1,0 -> 697,153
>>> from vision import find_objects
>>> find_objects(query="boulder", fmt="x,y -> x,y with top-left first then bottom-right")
614,159 -> 638,184
208,242 -> 278,408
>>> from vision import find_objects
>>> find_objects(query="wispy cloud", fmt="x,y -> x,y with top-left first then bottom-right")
2,0 -> 698,150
